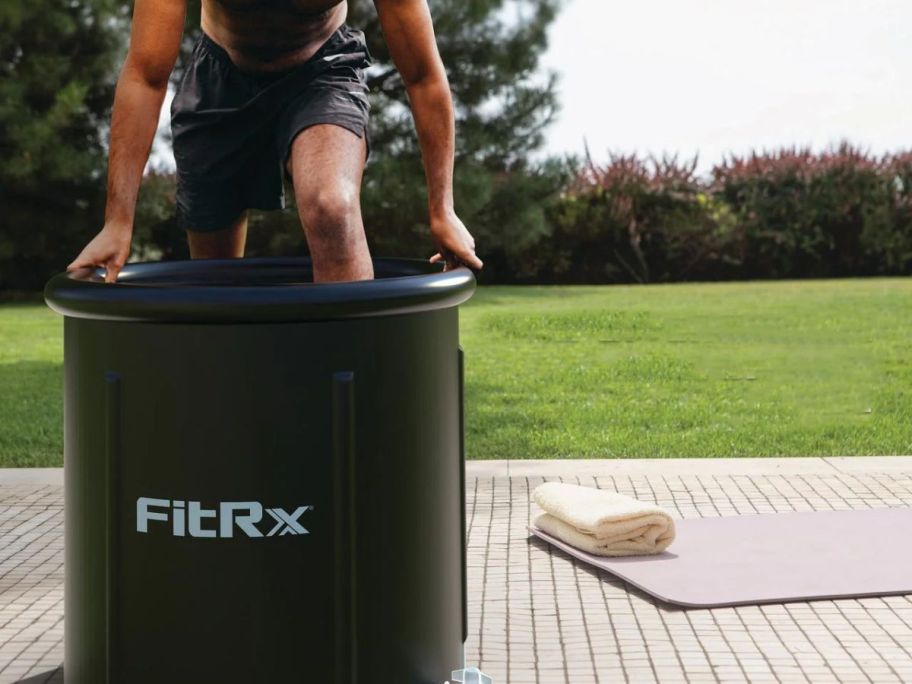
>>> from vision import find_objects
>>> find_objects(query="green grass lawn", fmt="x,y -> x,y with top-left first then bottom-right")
460,278 -> 912,459
2,278 -> 911,466
0,300 -> 64,466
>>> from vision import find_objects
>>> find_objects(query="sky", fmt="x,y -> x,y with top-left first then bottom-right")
153,0 -> 910,174
538,0 -> 911,173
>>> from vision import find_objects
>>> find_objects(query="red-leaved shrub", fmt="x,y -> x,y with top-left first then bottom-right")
533,143 -> 912,283
712,144 -> 903,278
534,153 -> 735,283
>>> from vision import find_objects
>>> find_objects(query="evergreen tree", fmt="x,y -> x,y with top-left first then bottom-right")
347,0 -> 569,279
0,0 -> 128,290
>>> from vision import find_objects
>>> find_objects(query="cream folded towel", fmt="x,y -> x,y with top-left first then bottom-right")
532,482 -> 676,557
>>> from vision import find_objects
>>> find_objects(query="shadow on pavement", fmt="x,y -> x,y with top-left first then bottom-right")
15,668 -> 62,684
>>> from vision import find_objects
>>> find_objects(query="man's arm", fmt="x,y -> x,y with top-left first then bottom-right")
68,0 -> 186,282
374,0 -> 483,270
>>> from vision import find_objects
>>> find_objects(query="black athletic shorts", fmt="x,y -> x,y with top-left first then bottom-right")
170,24 -> 372,232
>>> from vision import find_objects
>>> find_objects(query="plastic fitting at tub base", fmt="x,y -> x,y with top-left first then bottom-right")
450,666 -> 493,684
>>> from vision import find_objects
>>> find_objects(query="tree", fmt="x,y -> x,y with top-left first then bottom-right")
346,0 -> 568,279
0,0 -> 128,291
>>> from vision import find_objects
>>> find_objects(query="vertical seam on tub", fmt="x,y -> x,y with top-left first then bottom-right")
104,371 -> 122,684
458,346 -> 468,644
332,371 -> 356,684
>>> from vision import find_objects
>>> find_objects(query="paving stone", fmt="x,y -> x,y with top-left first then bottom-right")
3,462 -> 912,682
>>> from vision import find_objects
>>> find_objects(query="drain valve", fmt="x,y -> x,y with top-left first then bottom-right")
450,666 -> 493,684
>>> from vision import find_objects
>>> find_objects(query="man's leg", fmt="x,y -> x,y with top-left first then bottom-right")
187,211 -> 249,259
288,125 -> 373,282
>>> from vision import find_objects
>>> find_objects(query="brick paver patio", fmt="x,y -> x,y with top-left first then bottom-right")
2,457 -> 912,683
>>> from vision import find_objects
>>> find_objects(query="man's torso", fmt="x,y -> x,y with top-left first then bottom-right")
201,0 -> 348,72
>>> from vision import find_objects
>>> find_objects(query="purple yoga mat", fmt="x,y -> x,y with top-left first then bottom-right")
530,507 -> 912,608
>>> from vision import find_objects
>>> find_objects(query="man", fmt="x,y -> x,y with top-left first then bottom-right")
68,0 -> 482,283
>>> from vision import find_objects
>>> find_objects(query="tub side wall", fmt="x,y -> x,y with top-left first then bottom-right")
64,317 -> 110,683
63,308 -> 464,683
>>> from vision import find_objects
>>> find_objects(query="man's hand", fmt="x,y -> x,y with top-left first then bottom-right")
429,209 -> 483,271
67,224 -> 132,283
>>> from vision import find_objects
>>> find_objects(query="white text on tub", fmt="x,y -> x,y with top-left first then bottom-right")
136,497 -> 313,538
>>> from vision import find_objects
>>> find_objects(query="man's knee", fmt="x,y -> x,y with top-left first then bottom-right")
298,186 -> 360,243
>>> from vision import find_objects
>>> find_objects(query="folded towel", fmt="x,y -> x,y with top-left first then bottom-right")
532,482 -> 675,557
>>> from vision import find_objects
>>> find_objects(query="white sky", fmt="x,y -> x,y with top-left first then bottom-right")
152,0 -> 910,174
539,0 -> 911,173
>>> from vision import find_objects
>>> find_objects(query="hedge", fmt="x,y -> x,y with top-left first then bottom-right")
516,144 -> 912,284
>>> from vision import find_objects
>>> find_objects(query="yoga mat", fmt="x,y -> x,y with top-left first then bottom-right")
530,507 -> 912,608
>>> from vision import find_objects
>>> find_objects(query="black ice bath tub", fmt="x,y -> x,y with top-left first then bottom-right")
44,257 -> 475,684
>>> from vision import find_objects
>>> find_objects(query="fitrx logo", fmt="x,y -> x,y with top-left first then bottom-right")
137,497 -> 313,538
